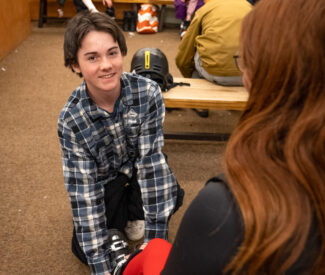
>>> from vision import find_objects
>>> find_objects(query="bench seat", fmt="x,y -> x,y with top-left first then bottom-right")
164,77 -> 248,110
162,77 -> 248,141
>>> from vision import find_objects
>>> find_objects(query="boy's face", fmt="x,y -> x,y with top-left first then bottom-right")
72,30 -> 123,98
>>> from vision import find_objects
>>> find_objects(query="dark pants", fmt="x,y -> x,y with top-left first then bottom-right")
73,0 -> 87,12
71,169 -> 184,265
72,170 -> 145,265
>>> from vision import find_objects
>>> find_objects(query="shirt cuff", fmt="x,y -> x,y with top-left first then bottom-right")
144,221 -> 168,243
89,256 -> 112,275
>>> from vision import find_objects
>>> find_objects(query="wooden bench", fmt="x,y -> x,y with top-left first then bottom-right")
163,77 -> 249,141
38,0 -> 174,31
38,0 -> 100,27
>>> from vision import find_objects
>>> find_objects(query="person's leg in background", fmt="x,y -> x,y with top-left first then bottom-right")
73,0 -> 88,12
174,0 -> 187,20
56,0 -> 65,17
180,0 -> 205,38
192,52 -> 243,118
194,52 -> 243,86
190,52 -> 211,118
174,0 -> 188,38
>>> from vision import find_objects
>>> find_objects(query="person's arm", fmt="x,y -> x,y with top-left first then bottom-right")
135,82 -> 178,242
161,180 -> 243,275
102,0 -> 113,7
58,118 -> 112,275
186,0 -> 198,20
81,0 -> 99,12
175,11 -> 202,77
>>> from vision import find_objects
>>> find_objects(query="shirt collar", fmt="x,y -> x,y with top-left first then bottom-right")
79,73 -> 134,121
79,81 -> 108,121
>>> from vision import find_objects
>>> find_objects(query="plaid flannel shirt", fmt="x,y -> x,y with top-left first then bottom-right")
58,73 -> 178,274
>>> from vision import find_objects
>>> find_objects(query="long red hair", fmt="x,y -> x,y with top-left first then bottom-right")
224,0 -> 325,273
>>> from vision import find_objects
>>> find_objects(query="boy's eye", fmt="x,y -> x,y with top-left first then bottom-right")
109,51 -> 118,56
88,56 -> 97,61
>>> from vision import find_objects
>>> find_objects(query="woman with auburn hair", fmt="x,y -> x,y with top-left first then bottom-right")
223,0 -> 325,273
98,0 -> 325,274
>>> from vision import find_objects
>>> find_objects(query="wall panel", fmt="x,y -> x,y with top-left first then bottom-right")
0,0 -> 31,60
29,0 -> 133,21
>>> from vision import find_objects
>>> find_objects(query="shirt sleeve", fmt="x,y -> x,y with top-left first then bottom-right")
58,118 -> 112,275
161,180 -> 243,275
135,82 -> 179,242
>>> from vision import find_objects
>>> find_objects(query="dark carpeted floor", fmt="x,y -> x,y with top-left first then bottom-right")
0,21 -> 240,274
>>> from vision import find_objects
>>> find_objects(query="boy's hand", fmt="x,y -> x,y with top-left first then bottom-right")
139,242 -> 148,250
125,242 -> 147,260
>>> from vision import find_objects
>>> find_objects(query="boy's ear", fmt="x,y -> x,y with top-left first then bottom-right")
71,63 -> 81,74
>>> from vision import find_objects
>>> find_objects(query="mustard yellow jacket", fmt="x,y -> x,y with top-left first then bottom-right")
176,0 -> 252,77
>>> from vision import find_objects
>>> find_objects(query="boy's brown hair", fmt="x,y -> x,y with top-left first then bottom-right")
64,11 -> 127,75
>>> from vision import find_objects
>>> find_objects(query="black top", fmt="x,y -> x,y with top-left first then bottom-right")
162,176 -> 320,275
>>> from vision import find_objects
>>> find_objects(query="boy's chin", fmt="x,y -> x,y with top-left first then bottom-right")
100,80 -> 120,93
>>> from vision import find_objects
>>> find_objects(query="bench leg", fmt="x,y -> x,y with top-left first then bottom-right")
158,5 -> 166,32
132,3 -> 138,12
38,0 -> 47,28
164,132 -> 231,141
44,0 -> 48,23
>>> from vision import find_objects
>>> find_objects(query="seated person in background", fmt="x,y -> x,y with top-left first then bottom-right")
107,0 -> 325,274
58,11 -> 183,275
74,0 -> 115,18
176,0 -> 251,86
174,0 -> 205,38
176,0 -> 251,117
56,0 -> 65,17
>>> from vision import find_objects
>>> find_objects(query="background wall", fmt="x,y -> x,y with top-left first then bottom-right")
28,0 -> 133,21
28,0 -> 178,24
0,0 -> 178,60
0,0 -> 31,60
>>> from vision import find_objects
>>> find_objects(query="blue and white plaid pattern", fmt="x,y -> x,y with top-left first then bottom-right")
58,73 -> 178,274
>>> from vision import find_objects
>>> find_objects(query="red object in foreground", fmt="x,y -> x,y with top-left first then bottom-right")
123,238 -> 172,275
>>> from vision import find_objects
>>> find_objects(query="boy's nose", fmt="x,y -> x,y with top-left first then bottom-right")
100,57 -> 112,70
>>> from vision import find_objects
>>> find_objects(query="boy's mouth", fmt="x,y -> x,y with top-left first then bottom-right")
99,73 -> 115,79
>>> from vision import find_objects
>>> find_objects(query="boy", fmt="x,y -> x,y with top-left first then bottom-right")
58,11 -> 183,275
